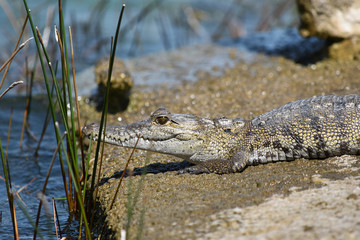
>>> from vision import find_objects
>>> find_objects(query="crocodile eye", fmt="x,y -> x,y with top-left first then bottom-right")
155,116 -> 169,125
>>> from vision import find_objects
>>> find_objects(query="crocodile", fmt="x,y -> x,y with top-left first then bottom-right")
82,94 -> 360,174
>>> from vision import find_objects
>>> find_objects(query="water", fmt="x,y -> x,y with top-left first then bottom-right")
0,96 -> 72,239
0,0 -> 299,69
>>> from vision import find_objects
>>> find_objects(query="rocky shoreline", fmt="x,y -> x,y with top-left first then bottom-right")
80,40 -> 360,239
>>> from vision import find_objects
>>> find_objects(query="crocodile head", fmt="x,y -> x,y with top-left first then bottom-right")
82,108 -> 247,163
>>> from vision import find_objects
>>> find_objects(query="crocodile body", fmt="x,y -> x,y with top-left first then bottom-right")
83,94 -> 360,174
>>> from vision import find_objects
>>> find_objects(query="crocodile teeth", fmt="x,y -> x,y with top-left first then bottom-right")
119,136 -> 127,142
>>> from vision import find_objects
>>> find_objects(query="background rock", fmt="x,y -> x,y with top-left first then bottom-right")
296,0 -> 360,38
94,57 -> 133,113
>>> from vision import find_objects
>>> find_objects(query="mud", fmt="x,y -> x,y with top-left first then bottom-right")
80,44 -> 360,239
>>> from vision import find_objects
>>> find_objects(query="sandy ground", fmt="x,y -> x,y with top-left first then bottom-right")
80,43 -> 360,239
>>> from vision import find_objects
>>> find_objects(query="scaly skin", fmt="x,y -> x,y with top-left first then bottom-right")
82,94 -> 360,174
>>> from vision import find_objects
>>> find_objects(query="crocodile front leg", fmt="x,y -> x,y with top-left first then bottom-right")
179,150 -> 249,174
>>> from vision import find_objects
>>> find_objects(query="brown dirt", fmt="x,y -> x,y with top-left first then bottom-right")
80,44 -> 360,240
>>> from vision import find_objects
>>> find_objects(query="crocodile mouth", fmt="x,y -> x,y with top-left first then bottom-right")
82,121 -> 202,158
85,128 -> 192,145
103,133 -> 178,144
83,123 -> 196,143
101,132 -> 196,146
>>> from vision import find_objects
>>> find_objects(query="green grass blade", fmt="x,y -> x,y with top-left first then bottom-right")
0,125 -> 18,239
56,125 -> 92,239
83,136 -> 93,201
89,3 -> 126,222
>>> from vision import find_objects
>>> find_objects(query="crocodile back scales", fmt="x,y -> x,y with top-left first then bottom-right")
247,95 -> 360,165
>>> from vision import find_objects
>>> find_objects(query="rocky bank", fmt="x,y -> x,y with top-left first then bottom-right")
80,41 -> 360,239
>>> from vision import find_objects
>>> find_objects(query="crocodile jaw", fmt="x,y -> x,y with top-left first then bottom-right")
82,119 -> 205,160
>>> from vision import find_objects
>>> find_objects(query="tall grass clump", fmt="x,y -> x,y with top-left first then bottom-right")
1,0 -> 126,239
22,0 -> 91,237
1,0 -> 149,238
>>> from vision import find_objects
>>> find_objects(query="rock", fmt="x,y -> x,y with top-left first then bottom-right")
297,0 -> 360,38
203,176 -> 360,240
328,37 -> 360,60
94,57 -> 133,113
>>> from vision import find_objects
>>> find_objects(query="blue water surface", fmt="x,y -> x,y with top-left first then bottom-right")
0,96 -> 71,239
